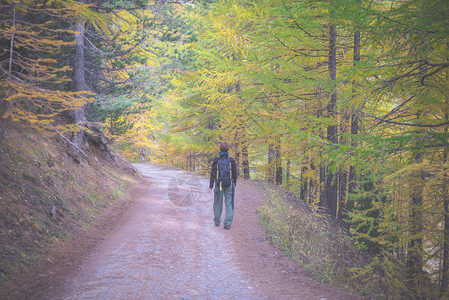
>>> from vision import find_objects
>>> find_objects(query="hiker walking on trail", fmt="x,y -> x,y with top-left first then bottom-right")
208,142 -> 237,230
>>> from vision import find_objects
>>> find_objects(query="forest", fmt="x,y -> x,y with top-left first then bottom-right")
1,0 -> 449,299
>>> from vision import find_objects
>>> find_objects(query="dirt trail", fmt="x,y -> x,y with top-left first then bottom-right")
4,164 -> 361,299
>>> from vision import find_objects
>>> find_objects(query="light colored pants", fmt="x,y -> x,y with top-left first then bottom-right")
213,184 -> 234,227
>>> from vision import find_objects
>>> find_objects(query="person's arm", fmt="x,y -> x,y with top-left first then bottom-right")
209,158 -> 217,191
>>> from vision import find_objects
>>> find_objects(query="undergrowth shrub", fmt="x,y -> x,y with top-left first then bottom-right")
257,186 -> 375,296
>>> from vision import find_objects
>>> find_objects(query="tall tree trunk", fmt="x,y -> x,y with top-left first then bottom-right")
242,145 -> 250,180
348,111 -> 359,195
286,158 -> 291,187
0,114 -> 7,145
235,150 -> 241,176
68,21 -> 88,160
339,101 -> 350,218
317,92 -> 326,209
309,162 -> 317,204
300,165 -> 308,201
139,146 -> 147,163
338,170 -> 346,219
267,143 -> 275,183
325,171 -> 338,216
1,2 -> 15,144
339,35 -> 356,218
300,152 -> 308,200
189,152 -> 192,172
407,50 -> 432,298
440,110 -> 449,298
72,21 -> 87,94
407,146 -> 424,299
8,2 -> 15,79
275,136 -> 282,186
319,166 -> 326,209
442,167 -> 449,298
241,134 -> 250,179
110,113 -> 114,135
348,28 -> 361,203
234,131 -> 240,175
323,24 -> 338,216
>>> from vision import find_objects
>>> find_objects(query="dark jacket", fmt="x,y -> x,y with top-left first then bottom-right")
209,152 -> 237,189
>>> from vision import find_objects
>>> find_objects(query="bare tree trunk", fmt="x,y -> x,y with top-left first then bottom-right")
407,146 -> 424,299
338,169 -> 347,219
0,116 -> 7,145
8,2 -> 16,78
68,21 -> 88,160
317,93 -> 326,209
300,164 -> 308,201
322,24 -> 338,216
338,43 -> 352,218
325,171 -> 338,216
300,152 -> 308,200
267,143 -> 275,183
72,21 -> 87,94
348,113 -> 359,194
309,162 -> 317,204
319,166 -> 326,209
242,139 -> 250,180
67,20 -> 112,162
275,136 -> 282,186
440,110 -> 449,298
407,51 -> 431,298
139,146 -> 147,163
339,105 -> 350,218
1,2 -> 16,145
348,28 -> 361,201
110,113 -> 114,135
442,171 -> 449,298
348,109 -> 359,211
234,131 -> 240,175
188,151 -> 195,171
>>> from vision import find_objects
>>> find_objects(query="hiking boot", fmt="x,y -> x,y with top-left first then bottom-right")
215,223 -> 220,227
224,225 -> 230,230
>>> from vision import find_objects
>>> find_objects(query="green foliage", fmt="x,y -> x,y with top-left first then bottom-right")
27,0 -> 446,297
0,0 -> 103,131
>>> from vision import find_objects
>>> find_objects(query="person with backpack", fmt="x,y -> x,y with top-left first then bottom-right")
208,142 -> 238,230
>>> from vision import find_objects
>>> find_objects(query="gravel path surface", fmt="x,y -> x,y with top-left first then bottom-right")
2,163 -> 361,299
60,164 -> 259,299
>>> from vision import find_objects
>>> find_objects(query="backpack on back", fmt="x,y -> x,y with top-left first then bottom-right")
216,156 -> 232,190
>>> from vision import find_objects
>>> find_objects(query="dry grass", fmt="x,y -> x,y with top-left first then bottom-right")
0,124 -> 138,282
257,185 -> 377,297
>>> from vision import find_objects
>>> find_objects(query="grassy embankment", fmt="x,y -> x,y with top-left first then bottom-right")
257,185 -> 378,298
0,124 -> 139,282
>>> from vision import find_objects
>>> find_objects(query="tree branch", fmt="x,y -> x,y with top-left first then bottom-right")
358,109 -> 449,128
51,125 -> 89,159
281,0 -> 322,40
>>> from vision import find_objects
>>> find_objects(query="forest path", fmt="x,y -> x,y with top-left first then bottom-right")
40,164 -> 359,299
57,163 -> 256,299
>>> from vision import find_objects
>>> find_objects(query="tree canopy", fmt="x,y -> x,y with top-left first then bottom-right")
1,0 -> 449,298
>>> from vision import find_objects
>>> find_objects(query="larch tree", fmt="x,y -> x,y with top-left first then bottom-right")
0,0 -> 96,137
347,0 -> 449,297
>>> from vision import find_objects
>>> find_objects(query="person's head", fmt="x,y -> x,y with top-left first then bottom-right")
219,142 -> 229,152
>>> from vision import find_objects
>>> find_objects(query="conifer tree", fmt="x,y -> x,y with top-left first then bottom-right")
0,0 -> 107,148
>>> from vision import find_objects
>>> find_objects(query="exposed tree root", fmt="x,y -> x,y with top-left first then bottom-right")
83,123 -> 115,161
